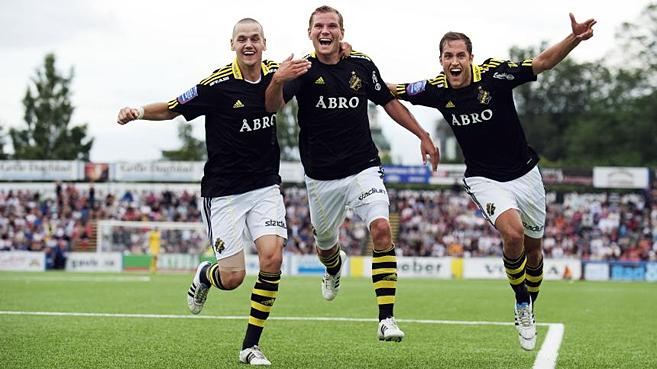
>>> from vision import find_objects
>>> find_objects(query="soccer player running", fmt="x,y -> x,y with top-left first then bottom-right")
265,5 -> 439,342
117,18 -> 288,365
388,14 -> 596,350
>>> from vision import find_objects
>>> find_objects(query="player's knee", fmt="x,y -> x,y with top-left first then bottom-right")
370,218 -> 392,248
259,253 -> 283,271
221,270 -> 246,290
501,228 -> 524,250
526,247 -> 543,265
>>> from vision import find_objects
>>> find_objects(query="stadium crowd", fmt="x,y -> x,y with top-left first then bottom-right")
1,183 -> 655,261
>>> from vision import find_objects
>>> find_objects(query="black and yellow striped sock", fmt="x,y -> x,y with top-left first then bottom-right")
242,271 -> 281,349
526,257 -> 544,303
372,245 -> 397,321
202,263 -> 228,290
319,247 -> 342,276
503,251 -> 530,304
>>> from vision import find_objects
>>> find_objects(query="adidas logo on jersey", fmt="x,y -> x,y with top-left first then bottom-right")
233,100 -> 244,108
314,77 -> 325,85
445,101 -> 455,108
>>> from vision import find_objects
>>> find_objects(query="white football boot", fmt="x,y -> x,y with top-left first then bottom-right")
514,299 -> 537,350
378,317 -> 405,342
186,261 -> 211,314
321,250 -> 347,301
239,345 -> 271,366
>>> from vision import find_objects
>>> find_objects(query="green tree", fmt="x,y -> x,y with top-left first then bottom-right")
565,3 -> 657,166
10,53 -> 93,160
161,122 -> 206,161
276,98 -> 300,161
510,44 -> 612,165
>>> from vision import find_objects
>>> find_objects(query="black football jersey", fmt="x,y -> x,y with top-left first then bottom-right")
283,51 -> 395,180
168,60 -> 281,197
396,58 -> 539,181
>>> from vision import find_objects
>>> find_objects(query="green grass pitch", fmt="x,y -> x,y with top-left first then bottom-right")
1,272 -> 655,368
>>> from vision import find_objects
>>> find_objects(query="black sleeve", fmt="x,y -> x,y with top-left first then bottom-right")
484,58 -> 537,89
365,60 -> 395,106
283,78 -> 302,103
167,84 -> 216,121
394,78 -> 445,108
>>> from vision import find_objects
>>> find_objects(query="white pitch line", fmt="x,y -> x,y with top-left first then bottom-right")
0,276 -> 151,283
0,310 -> 564,369
533,323 -> 565,369
0,311 -> 556,326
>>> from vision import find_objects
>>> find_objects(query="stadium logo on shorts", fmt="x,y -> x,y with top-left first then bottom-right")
522,222 -> 544,232
265,219 -> 287,229
486,202 -> 496,216
214,238 -> 225,254
349,71 -> 362,91
358,187 -> 386,201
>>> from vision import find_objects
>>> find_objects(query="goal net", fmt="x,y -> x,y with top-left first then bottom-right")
96,220 -> 210,255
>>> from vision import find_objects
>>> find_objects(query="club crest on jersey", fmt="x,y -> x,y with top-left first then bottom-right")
177,86 -> 198,104
406,80 -> 427,96
486,202 -> 496,216
477,87 -> 491,105
349,71 -> 362,91
213,237 -> 225,254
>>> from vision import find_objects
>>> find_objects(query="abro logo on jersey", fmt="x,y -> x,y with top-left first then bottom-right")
315,96 -> 360,109
239,113 -> 277,132
449,109 -> 493,126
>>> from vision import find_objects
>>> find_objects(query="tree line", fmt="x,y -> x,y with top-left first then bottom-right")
1,3 -> 655,166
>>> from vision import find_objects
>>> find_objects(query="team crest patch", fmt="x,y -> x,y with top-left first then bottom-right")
477,87 -> 491,104
213,238 -> 225,254
485,202 -> 496,216
177,86 -> 198,104
406,80 -> 427,96
349,71 -> 362,91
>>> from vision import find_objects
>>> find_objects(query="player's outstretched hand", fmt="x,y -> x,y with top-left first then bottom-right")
569,13 -> 596,41
275,54 -> 312,83
117,107 -> 141,125
420,135 -> 440,171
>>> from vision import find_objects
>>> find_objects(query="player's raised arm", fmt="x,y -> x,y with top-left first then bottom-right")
383,99 -> 440,171
265,54 -> 311,112
532,13 -> 596,75
116,102 -> 179,125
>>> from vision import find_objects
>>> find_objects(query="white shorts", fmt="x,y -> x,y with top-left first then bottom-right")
305,166 -> 390,249
462,166 -> 546,238
201,185 -> 287,260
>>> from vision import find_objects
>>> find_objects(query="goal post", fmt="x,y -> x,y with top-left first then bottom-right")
96,220 -> 210,256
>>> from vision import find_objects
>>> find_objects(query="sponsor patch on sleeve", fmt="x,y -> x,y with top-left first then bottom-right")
406,80 -> 427,96
177,86 -> 198,104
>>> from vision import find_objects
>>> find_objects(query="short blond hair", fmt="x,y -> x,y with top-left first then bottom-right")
232,18 -> 265,39
308,5 -> 344,31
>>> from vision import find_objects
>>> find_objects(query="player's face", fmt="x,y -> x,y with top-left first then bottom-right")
440,40 -> 473,89
231,23 -> 266,68
308,12 -> 343,60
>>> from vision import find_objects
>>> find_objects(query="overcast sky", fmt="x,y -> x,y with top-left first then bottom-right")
0,0 -> 651,164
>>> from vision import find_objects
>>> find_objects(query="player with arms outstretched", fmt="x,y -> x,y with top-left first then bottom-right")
389,14 -> 596,350
118,18 -> 287,365
266,5 -> 439,343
